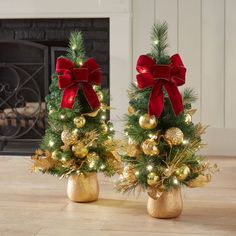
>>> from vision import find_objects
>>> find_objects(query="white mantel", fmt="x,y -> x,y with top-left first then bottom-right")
0,0 -> 133,135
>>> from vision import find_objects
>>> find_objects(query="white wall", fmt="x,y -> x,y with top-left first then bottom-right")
133,0 -> 236,156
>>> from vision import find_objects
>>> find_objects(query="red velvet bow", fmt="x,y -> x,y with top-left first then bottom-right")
136,54 -> 186,117
56,57 -> 102,109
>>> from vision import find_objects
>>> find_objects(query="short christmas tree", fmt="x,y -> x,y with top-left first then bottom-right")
31,32 -> 119,179
117,22 -> 217,200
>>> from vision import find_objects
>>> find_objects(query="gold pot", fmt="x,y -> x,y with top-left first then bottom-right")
147,187 -> 183,218
67,172 -> 99,202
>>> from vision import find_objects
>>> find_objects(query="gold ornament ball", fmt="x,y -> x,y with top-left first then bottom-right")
147,172 -> 160,186
73,116 -> 86,128
87,152 -> 99,164
185,113 -> 192,123
72,144 -> 89,158
175,164 -> 191,181
164,127 -> 184,146
97,91 -> 104,102
141,139 -> 159,156
51,150 -> 61,160
61,129 -> 78,146
139,114 -> 158,130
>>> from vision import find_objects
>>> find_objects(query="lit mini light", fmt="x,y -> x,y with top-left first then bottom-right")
146,165 -> 153,171
125,132 -> 129,136
119,174 -> 124,181
72,45 -> 77,50
154,39 -> 159,45
49,140 -> 55,147
79,61 -> 83,66
76,170 -> 81,175
60,114 -> 65,120
100,164 -> 106,170
148,133 -> 157,139
61,157 -> 66,162
68,97 -> 73,102
134,81 -> 138,86
101,115 -> 106,120
135,171 -> 140,176
173,177 -> 179,185
109,126 -> 114,131
182,139 -> 189,145
89,161 -> 95,168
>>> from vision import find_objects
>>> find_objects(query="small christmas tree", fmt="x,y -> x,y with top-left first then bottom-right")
117,22 -> 217,216
31,32 -> 119,180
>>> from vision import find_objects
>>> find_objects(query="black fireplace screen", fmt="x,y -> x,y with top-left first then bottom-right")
0,41 -> 48,154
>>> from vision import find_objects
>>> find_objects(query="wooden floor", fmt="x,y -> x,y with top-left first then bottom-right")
0,156 -> 235,236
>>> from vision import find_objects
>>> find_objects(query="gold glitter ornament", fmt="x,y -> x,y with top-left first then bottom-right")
61,129 -> 78,146
175,164 -> 191,181
72,144 -> 88,158
139,114 -> 158,130
87,152 -> 99,164
73,116 -> 86,128
147,172 -> 160,186
164,127 -> 184,146
141,139 -> 159,156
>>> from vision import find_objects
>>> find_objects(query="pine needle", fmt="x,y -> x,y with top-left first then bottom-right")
66,31 -> 85,62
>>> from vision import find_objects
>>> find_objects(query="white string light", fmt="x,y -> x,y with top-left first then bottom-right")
135,171 -> 140,176
60,114 -> 65,120
101,114 -> 106,120
49,140 -> 55,147
89,161 -> 95,168
182,139 -> 189,145
61,157 -> 66,162
146,165 -> 153,171
154,39 -> 159,45
100,164 -> 106,170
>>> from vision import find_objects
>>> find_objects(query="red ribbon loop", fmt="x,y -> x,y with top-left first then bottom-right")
56,57 -> 102,110
136,54 -> 186,117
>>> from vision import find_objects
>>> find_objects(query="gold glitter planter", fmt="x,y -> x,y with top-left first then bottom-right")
147,187 -> 183,218
67,173 -> 99,202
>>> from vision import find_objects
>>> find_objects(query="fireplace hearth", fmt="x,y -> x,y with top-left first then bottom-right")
0,18 -> 109,155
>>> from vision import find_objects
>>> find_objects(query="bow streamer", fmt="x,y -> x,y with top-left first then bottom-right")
56,57 -> 102,109
136,54 -> 186,117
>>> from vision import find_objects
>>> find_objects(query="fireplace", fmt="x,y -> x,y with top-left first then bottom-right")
0,18 -> 109,155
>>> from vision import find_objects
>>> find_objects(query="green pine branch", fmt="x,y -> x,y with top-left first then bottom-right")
66,31 -> 86,64
150,21 -> 170,64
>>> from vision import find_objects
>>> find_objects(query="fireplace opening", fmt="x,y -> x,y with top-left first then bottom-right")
0,18 -> 109,155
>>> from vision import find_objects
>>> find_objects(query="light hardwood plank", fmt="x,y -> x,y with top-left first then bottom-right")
0,156 -> 235,236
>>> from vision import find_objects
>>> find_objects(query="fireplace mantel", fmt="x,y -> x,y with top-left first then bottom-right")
0,0 -> 132,134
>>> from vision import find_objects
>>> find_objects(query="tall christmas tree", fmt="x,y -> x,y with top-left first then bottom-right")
117,22 -> 217,217
31,32 -> 119,180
